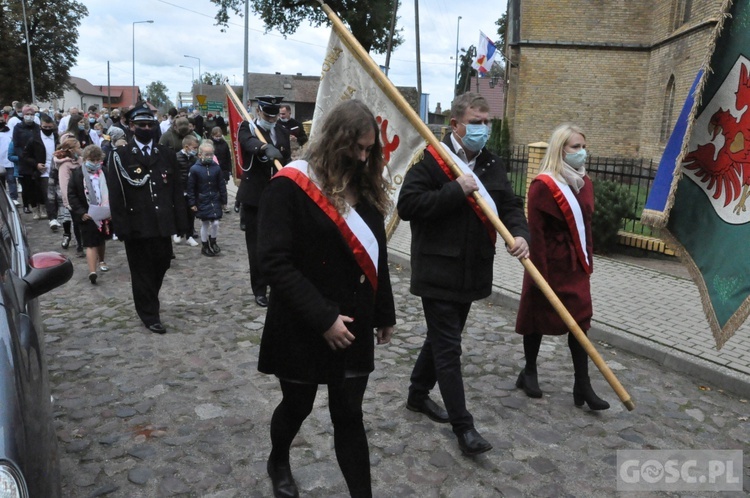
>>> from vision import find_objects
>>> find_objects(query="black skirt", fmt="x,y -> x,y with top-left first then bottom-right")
79,219 -> 110,248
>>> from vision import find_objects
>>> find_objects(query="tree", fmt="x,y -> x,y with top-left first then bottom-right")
496,12 -> 507,51
0,0 -> 88,103
201,72 -> 228,85
144,81 -> 173,112
455,46 -> 477,97
209,0 -> 402,53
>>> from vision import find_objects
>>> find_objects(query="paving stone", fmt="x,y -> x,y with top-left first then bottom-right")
128,467 -> 153,485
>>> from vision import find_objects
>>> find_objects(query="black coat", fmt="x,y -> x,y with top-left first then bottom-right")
12,122 -> 41,176
21,130 -> 58,177
211,137 -> 232,174
397,135 -> 530,303
186,160 -> 227,220
278,117 -> 308,146
257,176 -> 396,384
235,121 -> 291,207
105,139 -> 187,240
66,167 -> 92,222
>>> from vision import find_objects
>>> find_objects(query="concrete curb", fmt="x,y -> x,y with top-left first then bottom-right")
387,249 -> 750,400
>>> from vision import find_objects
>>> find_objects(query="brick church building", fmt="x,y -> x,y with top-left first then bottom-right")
504,0 -> 723,160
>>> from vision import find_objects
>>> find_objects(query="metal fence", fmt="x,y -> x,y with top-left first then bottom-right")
507,146 -> 658,235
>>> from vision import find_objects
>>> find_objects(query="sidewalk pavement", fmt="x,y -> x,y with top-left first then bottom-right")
388,221 -> 750,399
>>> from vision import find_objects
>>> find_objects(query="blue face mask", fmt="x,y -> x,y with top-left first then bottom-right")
257,118 -> 275,131
461,124 -> 489,152
84,161 -> 100,173
78,124 -> 85,131
564,149 -> 587,168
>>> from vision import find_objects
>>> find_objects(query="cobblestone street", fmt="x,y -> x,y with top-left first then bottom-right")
25,209 -> 749,497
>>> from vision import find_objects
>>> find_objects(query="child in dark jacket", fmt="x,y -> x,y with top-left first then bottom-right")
187,140 -> 227,257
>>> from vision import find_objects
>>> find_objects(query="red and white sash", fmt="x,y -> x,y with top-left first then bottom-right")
274,161 -> 379,291
536,173 -> 591,273
425,144 -> 499,244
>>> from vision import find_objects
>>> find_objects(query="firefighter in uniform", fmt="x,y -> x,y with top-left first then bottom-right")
236,95 -> 292,307
105,102 -> 187,334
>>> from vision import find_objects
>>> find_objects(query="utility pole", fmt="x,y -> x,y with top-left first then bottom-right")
243,0 -> 249,107
384,0 -> 399,76
21,0 -> 36,103
414,0 -> 422,118
107,61 -> 111,109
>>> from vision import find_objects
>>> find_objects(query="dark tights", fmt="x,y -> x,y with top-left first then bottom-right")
270,377 -> 372,498
523,332 -> 589,380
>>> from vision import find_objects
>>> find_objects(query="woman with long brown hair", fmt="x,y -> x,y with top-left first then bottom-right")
256,99 -> 395,498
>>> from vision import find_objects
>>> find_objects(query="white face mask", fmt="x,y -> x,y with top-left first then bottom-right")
564,149 -> 587,168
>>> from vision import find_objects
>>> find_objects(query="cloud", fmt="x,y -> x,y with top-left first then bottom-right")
71,0 -> 504,112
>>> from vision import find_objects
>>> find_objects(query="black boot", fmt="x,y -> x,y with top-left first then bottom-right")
201,241 -> 216,257
569,332 -> 609,410
516,368 -> 542,398
573,378 -> 610,410
209,236 -> 221,254
267,459 -> 300,498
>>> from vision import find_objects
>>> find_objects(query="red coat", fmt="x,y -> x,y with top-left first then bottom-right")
516,175 -> 594,335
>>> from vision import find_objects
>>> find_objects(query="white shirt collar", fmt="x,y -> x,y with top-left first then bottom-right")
450,132 -> 477,171
134,137 -> 153,150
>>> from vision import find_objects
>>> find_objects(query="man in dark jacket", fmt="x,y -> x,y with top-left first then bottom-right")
159,117 -> 191,153
236,95 -> 291,307
277,104 -> 308,146
12,105 -> 43,214
105,102 -> 187,334
398,93 -> 530,456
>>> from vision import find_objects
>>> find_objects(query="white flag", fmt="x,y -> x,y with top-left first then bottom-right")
312,30 -> 426,234
471,31 -> 497,75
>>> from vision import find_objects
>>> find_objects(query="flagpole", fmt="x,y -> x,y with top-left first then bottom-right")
224,81 -> 283,172
317,1 -> 634,411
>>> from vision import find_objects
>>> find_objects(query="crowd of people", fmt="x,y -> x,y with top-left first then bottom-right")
1,93 -> 609,498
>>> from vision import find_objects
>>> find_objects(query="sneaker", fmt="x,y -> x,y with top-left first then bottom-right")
172,234 -> 182,243
223,205 -> 230,213
112,234 -> 119,241
88,272 -> 97,285
23,206 -> 31,214
12,200 -> 20,207
32,211 -> 40,220
61,234 -> 71,249
186,236 -> 199,247
49,219 -> 61,231
40,211 -> 48,220
98,262 -> 109,272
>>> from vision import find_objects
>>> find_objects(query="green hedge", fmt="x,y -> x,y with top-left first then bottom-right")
592,179 -> 635,255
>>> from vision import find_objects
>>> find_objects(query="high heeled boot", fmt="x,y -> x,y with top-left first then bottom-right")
573,378 -> 610,410
516,368 -> 543,398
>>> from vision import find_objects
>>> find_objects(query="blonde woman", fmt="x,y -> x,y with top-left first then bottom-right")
515,123 -> 609,410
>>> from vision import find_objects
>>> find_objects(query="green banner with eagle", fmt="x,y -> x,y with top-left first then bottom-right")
642,0 -> 750,348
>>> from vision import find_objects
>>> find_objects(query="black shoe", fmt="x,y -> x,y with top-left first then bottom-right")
457,428 -> 492,456
88,272 -> 97,285
406,396 -> 449,423
23,206 -> 31,214
147,323 -> 167,334
255,295 -> 269,307
240,222 -> 246,231
516,368 -> 543,398
201,241 -> 216,257
61,234 -> 71,249
76,246 -> 85,258
573,379 -> 610,410
209,236 -> 220,254
267,460 -> 299,498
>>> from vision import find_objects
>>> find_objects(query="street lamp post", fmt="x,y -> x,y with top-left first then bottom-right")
454,16 -> 462,98
132,20 -> 154,104
179,65 -> 194,109
184,55 -> 202,95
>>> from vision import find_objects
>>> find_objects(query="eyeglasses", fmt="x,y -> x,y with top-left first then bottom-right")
134,122 -> 155,128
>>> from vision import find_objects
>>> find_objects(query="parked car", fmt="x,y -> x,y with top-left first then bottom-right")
0,180 -> 73,498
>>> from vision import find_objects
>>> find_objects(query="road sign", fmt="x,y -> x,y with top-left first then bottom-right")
195,94 -> 207,105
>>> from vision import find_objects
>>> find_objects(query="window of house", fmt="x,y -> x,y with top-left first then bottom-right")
672,0 -> 692,30
661,76 -> 676,143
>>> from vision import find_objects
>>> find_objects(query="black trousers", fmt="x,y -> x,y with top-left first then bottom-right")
124,237 -> 172,326
19,175 -> 40,208
269,377 -> 372,498
409,297 -> 474,435
242,204 -> 267,296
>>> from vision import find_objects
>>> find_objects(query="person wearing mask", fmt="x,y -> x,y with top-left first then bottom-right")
398,92 -> 530,456
105,103 -> 187,334
209,126 -> 232,211
57,106 -> 80,135
236,95 -> 291,307
173,135 -> 200,247
21,113 -> 58,221
13,106 -> 45,216
515,123 -> 609,410
187,140 -> 227,256
257,99 -> 395,498
0,115 -> 19,205
97,109 -> 113,130
278,104 -> 308,146
68,145 -> 112,285
52,138 -> 83,253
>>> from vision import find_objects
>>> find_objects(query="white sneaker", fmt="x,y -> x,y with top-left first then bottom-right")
12,200 -> 20,207
112,234 -> 119,241
186,236 -> 199,247
172,234 -> 182,243
49,219 -> 61,230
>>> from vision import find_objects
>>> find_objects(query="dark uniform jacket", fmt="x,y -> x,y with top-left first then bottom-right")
257,175 -> 396,384
235,121 -> 291,207
397,134 -> 530,303
105,139 -> 187,240
278,117 -> 308,146
516,176 -> 594,335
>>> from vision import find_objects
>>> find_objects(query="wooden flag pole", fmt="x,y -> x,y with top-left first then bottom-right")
318,1 -> 634,411
224,82 -> 283,172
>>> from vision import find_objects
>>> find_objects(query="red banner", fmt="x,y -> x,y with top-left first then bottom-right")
226,95 -> 245,185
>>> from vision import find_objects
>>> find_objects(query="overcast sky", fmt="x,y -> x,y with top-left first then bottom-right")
71,0 -> 505,114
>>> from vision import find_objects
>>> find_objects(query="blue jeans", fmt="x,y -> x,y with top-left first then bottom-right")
4,167 -> 17,200
409,297 -> 474,435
